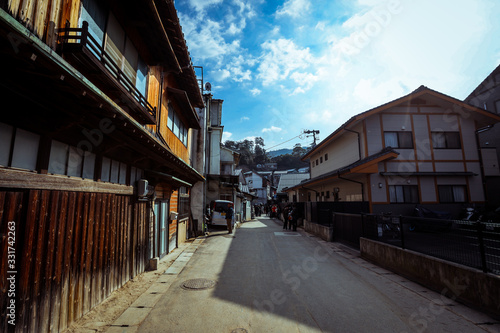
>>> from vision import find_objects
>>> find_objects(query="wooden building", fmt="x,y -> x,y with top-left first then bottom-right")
287,86 -> 500,218
0,0 -> 204,331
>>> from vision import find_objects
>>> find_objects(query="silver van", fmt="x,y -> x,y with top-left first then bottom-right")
209,200 -> 233,226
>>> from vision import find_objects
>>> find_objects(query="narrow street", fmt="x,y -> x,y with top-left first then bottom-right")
128,217 -> 498,333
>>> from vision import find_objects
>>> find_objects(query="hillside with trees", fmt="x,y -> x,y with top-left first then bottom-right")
223,138 -> 310,170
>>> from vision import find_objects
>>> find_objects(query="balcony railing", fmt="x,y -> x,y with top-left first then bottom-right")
57,21 -> 156,124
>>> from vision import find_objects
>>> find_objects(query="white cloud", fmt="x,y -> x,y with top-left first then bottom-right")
257,39 -> 316,86
262,126 -> 282,133
222,131 -> 233,142
213,54 -> 254,82
276,0 -> 311,19
178,14 -> 241,62
240,116 -> 250,121
290,71 -> 319,90
290,87 -> 306,95
250,88 -> 261,96
188,0 -> 223,12
213,69 -> 231,81
352,78 -> 406,108
315,21 -> 326,31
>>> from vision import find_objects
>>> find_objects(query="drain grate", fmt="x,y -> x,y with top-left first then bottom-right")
181,278 -> 216,290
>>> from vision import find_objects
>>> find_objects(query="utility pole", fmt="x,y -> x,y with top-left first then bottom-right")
303,130 -> 320,146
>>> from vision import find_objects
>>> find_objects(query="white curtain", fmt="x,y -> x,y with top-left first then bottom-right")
452,186 -> 466,202
384,132 -> 398,148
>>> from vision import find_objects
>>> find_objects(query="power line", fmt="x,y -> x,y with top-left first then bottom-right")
266,134 -> 303,151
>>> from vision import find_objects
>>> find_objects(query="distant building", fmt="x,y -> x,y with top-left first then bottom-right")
277,173 -> 311,202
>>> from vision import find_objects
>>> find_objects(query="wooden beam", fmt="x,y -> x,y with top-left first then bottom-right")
0,168 -> 134,194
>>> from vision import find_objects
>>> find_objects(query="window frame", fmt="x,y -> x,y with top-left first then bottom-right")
431,131 -> 461,149
167,103 -> 188,147
389,185 -> 419,204
438,185 -> 467,203
384,131 -> 414,149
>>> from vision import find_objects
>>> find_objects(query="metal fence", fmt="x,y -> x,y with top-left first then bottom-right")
351,214 -> 500,275
306,201 -> 370,226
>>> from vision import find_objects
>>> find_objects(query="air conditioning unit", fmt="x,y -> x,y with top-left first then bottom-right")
170,211 -> 179,221
137,179 -> 149,197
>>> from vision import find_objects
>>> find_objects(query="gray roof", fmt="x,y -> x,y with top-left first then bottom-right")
277,173 -> 310,192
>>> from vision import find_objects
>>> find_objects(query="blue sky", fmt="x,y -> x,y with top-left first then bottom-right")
176,0 -> 500,151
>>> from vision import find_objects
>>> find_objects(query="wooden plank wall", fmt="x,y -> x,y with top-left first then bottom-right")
7,0 -> 81,42
0,189 -> 148,332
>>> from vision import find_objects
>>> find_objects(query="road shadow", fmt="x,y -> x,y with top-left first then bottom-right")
209,217 -> 339,330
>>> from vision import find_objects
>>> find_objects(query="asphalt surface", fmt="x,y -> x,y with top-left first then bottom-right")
127,217 -> 499,333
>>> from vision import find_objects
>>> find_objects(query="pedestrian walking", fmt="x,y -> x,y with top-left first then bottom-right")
283,204 -> 292,230
271,204 -> 277,218
290,204 -> 298,231
282,205 -> 288,229
226,205 -> 234,234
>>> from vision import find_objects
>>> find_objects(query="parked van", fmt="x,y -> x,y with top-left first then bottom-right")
209,200 -> 233,226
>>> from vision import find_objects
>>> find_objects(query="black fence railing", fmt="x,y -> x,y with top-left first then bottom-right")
306,201 -> 370,226
57,21 -> 156,121
356,214 -> 500,275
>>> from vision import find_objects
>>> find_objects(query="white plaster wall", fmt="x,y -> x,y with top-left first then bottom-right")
310,133 -> 359,178
419,177 -> 437,203
365,115 -> 383,155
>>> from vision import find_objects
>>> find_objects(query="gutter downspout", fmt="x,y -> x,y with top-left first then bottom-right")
344,128 -> 361,161
337,171 -> 365,202
301,186 -> 319,201
475,125 -> 493,203
340,128 -> 364,202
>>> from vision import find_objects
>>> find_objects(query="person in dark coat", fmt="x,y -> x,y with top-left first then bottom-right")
290,204 -> 298,231
283,205 -> 291,230
226,205 -> 234,233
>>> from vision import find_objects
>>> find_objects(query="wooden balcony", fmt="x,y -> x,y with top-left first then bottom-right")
57,21 -> 156,124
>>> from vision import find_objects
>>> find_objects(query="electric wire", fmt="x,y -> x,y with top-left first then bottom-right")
266,133 -> 303,151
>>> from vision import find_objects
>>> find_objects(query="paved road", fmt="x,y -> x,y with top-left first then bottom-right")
137,217 -> 499,333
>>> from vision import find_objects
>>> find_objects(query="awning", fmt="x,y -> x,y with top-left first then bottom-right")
167,87 -> 201,130
145,170 -> 193,188
380,172 -> 477,177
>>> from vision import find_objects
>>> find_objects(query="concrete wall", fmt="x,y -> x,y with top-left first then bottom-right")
360,238 -> 500,318
303,219 -> 333,242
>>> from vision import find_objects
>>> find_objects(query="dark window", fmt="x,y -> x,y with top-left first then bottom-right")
438,185 -> 466,203
167,104 -> 188,146
432,132 -> 461,149
48,140 -> 96,179
389,185 -> 419,203
325,153 -> 328,161
495,99 -> 500,114
384,131 -> 413,149
320,156 -> 323,163
178,187 -> 190,220
0,123 -> 40,171
99,156 -> 128,184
